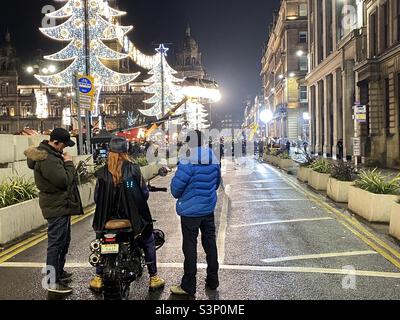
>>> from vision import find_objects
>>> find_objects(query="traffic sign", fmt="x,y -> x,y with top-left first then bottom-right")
77,75 -> 95,96
353,137 -> 361,156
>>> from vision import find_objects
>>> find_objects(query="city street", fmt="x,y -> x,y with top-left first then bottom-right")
0,157 -> 400,300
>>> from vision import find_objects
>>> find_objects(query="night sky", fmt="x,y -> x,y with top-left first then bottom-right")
0,0 -> 280,117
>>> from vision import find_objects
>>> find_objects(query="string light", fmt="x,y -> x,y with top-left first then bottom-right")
35,0 -> 139,87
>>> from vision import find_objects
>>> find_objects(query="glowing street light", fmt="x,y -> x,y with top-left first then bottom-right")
260,109 -> 273,124
296,50 -> 304,57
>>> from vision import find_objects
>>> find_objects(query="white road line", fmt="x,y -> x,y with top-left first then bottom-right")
217,184 -> 230,265
232,199 -> 308,204
232,179 -> 285,185
241,188 -> 294,191
2,261 -> 400,279
261,250 -> 378,264
230,217 -> 334,228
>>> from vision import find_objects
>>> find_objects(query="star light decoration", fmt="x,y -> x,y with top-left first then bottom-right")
139,44 -> 184,119
35,0 -> 139,87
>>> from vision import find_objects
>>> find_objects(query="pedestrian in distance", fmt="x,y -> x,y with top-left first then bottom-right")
25,128 -> 83,295
89,137 -> 165,292
170,130 -> 221,297
286,140 -> 291,153
337,138 -> 344,160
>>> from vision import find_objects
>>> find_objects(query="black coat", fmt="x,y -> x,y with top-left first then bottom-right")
92,161 -> 153,236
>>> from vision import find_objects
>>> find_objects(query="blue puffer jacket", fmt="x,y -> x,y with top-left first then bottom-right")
171,146 -> 221,217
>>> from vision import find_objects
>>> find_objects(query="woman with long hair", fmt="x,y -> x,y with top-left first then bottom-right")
89,137 -> 165,292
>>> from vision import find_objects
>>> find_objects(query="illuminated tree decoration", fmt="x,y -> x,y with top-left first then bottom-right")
139,44 -> 183,119
184,102 -> 210,130
35,0 -> 139,87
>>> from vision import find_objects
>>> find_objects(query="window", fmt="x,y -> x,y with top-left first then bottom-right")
299,56 -> 308,71
299,31 -> 308,43
382,2 -> 389,51
300,86 -> 308,102
299,3 -> 308,17
398,0 -> 400,42
370,11 -> 377,57
384,78 -> 390,132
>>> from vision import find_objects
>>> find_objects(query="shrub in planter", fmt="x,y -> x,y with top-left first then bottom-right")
308,159 -> 332,191
132,156 -> 149,167
279,151 -> 291,159
310,158 -> 332,174
327,162 -> 356,203
348,169 -> 400,222
0,177 -> 38,209
355,169 -> 400,195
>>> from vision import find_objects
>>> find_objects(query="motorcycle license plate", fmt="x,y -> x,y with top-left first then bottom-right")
101,244 -> 119,254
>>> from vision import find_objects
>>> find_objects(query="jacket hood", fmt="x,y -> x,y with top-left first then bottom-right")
24,146 -> 48,162
180,146 -> 219,165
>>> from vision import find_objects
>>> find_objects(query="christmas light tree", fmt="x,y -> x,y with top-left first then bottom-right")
184,102 -> 210,130
139,44 -> 183,119
35,0 -> 139,87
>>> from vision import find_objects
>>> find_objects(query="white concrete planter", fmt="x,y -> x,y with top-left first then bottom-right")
78,180 -> 96,208
140,166 -> 152,181
348,186 -> 399,222
0,168 -> 13,184
327,177 -> 354,203
8,161 -> 34,180
0,181 -> 95,245
278,158 -> 296,171
0,199 -> 45,245
13,136 -> 29,162
389,202 -> 400,241
297,166 -> 311,182
308,170 -> 330,191
0,135 -> 15,164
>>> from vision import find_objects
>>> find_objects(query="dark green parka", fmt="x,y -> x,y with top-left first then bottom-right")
24,141 -> 83,219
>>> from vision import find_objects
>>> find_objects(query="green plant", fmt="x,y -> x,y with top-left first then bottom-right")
355,169 -> 400,195
0,177 -> 38,209
132,156 -> 149,167
310,158 -> 332,174
279,151 -> 291,159
330,161 -> 355,182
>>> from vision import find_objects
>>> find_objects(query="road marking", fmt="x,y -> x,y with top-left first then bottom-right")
217,184 -> 230,265
0,208 -> 95,264
241,188 -> 294,191
230,217 -> 334,228
260,250 -> 378,263
262,163 -> 400,270
2,261 -> 400,279
232,199 -> 308,204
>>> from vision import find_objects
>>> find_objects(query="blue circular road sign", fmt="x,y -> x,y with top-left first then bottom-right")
78,77 -> 93,94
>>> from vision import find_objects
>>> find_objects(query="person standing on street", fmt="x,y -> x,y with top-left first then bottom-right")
170,130 -> 221,297
337,138 -> 344,160
25,128 -> 83,295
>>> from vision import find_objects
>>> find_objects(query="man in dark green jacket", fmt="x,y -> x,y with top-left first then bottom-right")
25,128 -> 83,295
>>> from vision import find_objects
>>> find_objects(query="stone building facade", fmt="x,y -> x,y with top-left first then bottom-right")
354,0 -> 400,168
261,0 -> 309,142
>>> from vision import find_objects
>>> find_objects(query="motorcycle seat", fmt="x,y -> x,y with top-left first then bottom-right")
105,219 -> 132,230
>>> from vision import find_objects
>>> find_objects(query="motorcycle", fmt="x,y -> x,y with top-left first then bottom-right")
89,184 -> 167,300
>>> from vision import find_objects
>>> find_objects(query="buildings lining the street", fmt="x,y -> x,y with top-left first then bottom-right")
256,0 -> 400,168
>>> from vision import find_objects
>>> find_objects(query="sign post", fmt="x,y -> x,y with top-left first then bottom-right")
353,102 -> 366,172
77,74 -> 95,155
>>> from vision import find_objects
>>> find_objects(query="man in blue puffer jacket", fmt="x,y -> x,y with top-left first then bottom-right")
170,130 -> 221,296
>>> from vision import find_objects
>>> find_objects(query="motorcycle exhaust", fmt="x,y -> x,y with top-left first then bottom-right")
89,253 -> 102,267
90,239 -> 101,253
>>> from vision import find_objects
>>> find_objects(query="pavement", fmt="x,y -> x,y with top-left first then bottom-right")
0,157 -> 400,300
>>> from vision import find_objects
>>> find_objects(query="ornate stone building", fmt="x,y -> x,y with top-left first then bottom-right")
354,0 -> 400,168
175,25 -> 206,79
261,0 -> 309,142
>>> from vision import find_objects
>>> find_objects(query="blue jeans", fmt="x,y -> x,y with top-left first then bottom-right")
46,216 -> 71,282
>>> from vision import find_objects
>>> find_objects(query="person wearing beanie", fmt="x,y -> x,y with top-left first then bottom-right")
89,137 -> 165,292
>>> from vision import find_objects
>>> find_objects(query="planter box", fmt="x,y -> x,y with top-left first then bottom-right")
297,167 -> 311,182
308,170 -> 330,191
0,168 -> 13,184
389,202 -> 400,240
278,158 -> 296,171
327,177 -> 354,203
13,136 -> 29,162
348,186 -> 399,222
8,161 -> 34,180
140,166 -> 152,181
78,181 -> 96,208
0,199 -> 45,245
0,135 -> 14,164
